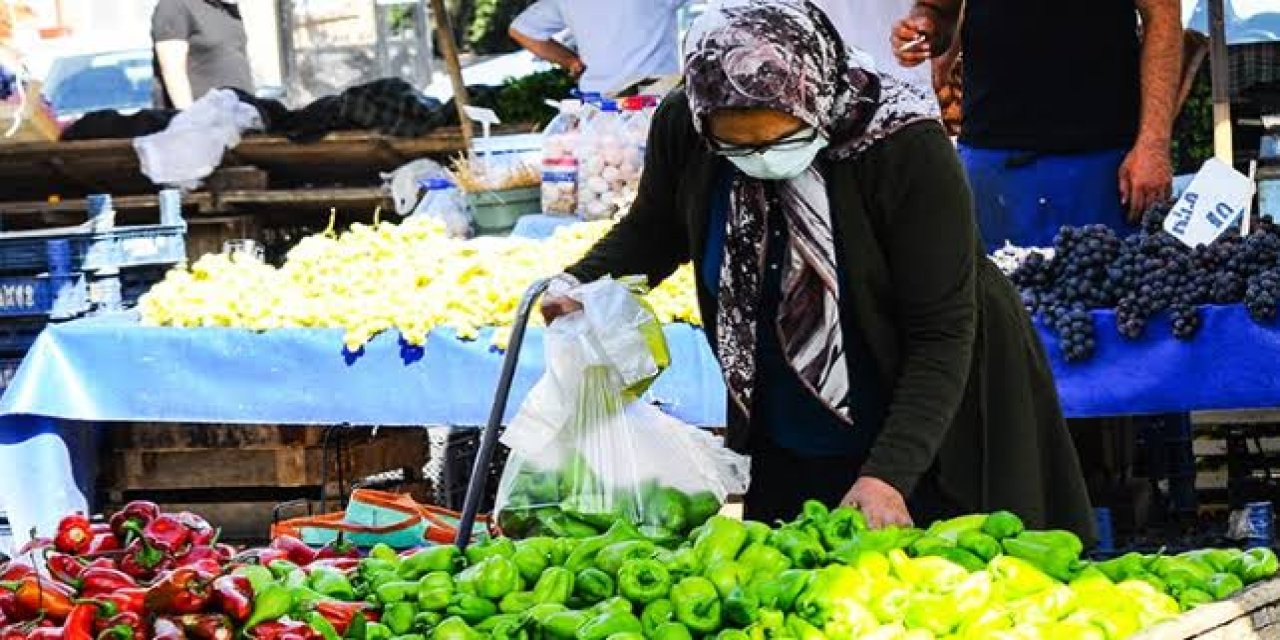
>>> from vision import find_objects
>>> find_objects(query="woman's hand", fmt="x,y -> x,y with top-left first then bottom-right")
540,295 -> 583,324
841,476 -> 913,529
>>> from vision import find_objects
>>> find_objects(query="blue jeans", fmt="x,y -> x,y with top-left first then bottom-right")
958,145 -> 1133,252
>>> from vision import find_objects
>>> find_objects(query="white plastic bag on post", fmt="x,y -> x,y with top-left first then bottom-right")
134,89 -> 263,189
494,278 -> 749,541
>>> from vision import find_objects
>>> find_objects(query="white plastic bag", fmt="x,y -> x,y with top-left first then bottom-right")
495,278 -> 750,540
134,89 -> 263,189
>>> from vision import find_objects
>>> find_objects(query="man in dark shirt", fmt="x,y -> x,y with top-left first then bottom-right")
152,0 -> 254,109
891,0 -> 1181,250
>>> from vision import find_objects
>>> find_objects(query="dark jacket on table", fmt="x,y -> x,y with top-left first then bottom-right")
566,91 -> 1095,540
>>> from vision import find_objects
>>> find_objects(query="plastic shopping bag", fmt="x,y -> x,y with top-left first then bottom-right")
494,278 -> 750,541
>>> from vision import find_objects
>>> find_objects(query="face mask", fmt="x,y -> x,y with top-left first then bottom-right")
726,134 -> 828,180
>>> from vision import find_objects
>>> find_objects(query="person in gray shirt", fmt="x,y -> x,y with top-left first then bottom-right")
152,0 -> 254,109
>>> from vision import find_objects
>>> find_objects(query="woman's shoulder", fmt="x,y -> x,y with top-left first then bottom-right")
652,89 -> 699,142
854,119 -> 953,168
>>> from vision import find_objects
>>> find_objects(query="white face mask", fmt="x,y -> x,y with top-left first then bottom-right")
726,134 -> 828,180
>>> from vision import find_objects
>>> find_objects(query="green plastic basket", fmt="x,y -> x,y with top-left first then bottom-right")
467,187 -> 541,236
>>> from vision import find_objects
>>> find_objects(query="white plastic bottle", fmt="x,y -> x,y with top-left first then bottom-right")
414,177 -> 471,238
541,100 -> 582,216
615,97 -> 651,218
577,100 -> 627,221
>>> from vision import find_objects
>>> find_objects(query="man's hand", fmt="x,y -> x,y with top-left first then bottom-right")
540,295 -> 583,324
566,57 -> 587,81
841,476 -> 913,529
1118,139 -> 1173,222
892,16 -> 936,67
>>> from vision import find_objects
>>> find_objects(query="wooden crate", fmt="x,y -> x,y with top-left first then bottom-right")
1134,578 -> 1280,639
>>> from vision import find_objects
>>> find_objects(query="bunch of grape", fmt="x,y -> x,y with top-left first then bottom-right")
1010,206 -> 1280,362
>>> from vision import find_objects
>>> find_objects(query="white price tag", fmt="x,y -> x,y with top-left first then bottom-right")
463,106 -> 501,126
1164,158 -> 1256,247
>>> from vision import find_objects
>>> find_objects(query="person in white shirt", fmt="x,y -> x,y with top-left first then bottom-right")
809,0 -> 936,103
509,0 -> 686,95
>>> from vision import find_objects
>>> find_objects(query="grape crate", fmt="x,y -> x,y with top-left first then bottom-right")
1009,205 -> 1280,362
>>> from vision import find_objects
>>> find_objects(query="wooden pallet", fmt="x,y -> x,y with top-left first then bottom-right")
1134,578 -> 1280,639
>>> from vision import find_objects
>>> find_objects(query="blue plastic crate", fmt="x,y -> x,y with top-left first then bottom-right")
0,357 -> 22,394
0,227 -> 93,275
0,319 -> 45,355
0,274 -> 90,319
81,224 -> 187,272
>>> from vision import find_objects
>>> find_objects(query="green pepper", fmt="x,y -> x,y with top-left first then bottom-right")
541,611 -> 589,640
595,541 -> 656,576
716,630 -> 749,640
418,585 -> 454,613
660,546 -> 701,580
366,623 -> 394,640
793,565 -> 867,627
1002,532 -> 1083,582
475,614 -> 519,633
1231,547 -> 1280,584
383,603 -> 419,636
306,612 -> 343,640
637,526 -> 680,548
376,581 -> 422,604
533,567 -> 575,605
743,610 -> 785,640
465,537 -> 517,565
785,614 -> 824,640
643,487 -> 692,535
768,527 -> 825,569
828,527 -> 922,563
445,594 -> 496,625
602,634 -> 643,640
522,603 -> 567,627
640,600 -> 675,637
670,576 -> 722,635
1181,549 -> 1242,573
499,592 -> 538,614
1152,556 -> 1215,593
512,547 -> 551,585
694,516 -> 749,569
489,615 -> 531,640
575,568 -> 616,604
590,597 -> 633,618
244,583 -> 296,631
414,613 -> 443,634
907,535 -> 954,558
704,561 -> 749,600
925,513 -> 989,543
737,544 -> 792,582
617,559 -> 671,604
1179,588 -> 1215,611
981,511 -> 1025,540
400,547 -> 463,580
269,559 -> 303,580
926,547 -> 986,573
574,610 -> 643,640
371,544 -> 402,566
309,566 -> 358,600
561,495 -> 621,531
988,555 -> 1057,599
651,622 -> 692,640
455,556 -> 521,600
817,507 -> 867,551
1096,552 -> 1152,583
686,493 -> 722,530
751,569 -> 812,612
348,613 -> 370,640
233,564 -> 276,595
429,617 -> 480,640
536,509 -> 601,539
419,572 -> 455,592
957,530 -> 1002,563
744,522 -> 772,547
566,521 -> 644,574
1207,572 -> 1244,600
723,586 -> 760,627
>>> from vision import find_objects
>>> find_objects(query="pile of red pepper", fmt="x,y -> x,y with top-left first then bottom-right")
0,502 -> 362,640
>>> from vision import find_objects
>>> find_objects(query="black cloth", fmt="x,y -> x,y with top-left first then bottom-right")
152,0 -> 254,109
566,91 -> 1096,542
60,109 -> 177,141
959,0 -> 1141,152
744,442 -> 962,526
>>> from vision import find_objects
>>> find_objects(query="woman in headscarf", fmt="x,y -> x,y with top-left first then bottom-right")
542,0 -> 1094,537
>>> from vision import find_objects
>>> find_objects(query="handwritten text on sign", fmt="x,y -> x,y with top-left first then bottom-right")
1164,158 -> 1256,247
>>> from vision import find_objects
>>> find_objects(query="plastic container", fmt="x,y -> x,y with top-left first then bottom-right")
541,100 -> 582,216
87,194 -> 115,232
414,178 -> 472,238
577,100 -> 637,221
467,187 -> 541,236
46,240 -> 72,277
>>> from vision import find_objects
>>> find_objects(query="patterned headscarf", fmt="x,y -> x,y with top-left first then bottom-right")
684,0 -> 938,425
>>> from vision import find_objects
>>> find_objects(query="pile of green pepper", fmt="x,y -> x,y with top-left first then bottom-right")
227,502 -> 1280,640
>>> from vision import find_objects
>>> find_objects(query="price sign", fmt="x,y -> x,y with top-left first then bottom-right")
1164,158 -> 1256,247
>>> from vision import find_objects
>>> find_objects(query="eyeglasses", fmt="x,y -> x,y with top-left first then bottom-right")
710,127 -> 820,158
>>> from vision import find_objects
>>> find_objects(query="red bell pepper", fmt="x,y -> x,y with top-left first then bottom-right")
83,536 -> 119,558
249,622 -> 320,640
118,540 -> 168,581
309,601 -> 369,637
0,589 -> 19,621
0,576 -> 75,621
175,547 -> 223,570
175,615 -> 233,640
173,514 -> 218,548
95,613 -> 144,640
144,568 -> 212,615
210,576 -> 251,624
152,618 -> 186,640
79,569 -> 137,598
0,623 -> 28,640
92,590 -> 145,620
62,603 -> 102,640
303,559 -> 358,573
82,559 -> 115,574
43,555 -> 85,591
229,549 -> 287,568
53,516 -> 93,557
268,536 -> 316,567
138,516 -> 190,555
314,537 -> 358,562
109,503 -> 159,544
214,545 -> 236,562
0,565 -> 34,583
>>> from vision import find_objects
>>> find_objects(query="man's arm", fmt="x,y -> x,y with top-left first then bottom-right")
155,40 -> 194,109
507,28 -> 585,79
1119,0 -> 1180,220
892,0 -> 962,68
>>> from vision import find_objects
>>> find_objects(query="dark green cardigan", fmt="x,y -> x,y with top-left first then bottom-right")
567,91 -> 1095,539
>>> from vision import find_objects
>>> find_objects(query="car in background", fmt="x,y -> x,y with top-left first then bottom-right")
42,48 -> 154,124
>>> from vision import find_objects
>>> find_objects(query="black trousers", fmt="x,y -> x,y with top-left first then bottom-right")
743,443 -> 963,526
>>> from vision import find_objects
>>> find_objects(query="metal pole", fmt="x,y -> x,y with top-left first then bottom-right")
454,278 -> 551,550
1207,0 -> 1233,163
